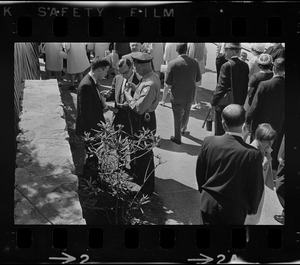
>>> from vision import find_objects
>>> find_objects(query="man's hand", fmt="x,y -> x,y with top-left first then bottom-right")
117,102 -> 129,108
100,90 -> 111,98
242,123 -> 250,141
207,103 -> 213,109
125,82 -> 137,92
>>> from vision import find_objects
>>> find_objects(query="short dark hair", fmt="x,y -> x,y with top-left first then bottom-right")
255,123 -> 277,142
221,104 -> 246,128
117,58 -> 132,69
91,56 -> 110,71
176,43 -> 187,55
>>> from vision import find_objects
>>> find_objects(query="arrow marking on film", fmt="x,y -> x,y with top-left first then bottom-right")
49,252 -> 76,264
188,253 -> 214,264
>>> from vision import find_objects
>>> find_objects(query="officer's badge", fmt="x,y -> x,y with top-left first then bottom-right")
144,112 -> 150,122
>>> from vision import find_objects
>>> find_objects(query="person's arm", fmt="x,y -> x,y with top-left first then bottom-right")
211,62 -> 231,107
102,76 -> 116,102
165,63 -> 173,87
163,43 -> 170,62
245,82 -> 265,125
195,60 -> 201,83
187,43 -> 195,58
124,82 -> 155,114
80,85 -> 95,135
196,140 -> 208,193
247,151 -> 264,215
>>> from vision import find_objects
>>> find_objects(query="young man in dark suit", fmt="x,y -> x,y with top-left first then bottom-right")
210,43 -> 249,136
245,57 -> 285,169
196,104 -> 264,225
75,57 -> 110,137
74,57 -> 110,177
165,43 -> 201,144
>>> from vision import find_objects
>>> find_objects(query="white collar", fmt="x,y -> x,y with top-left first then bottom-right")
273,74 -> 284,78
226,131 -> 243,139
88,72 -> 97,85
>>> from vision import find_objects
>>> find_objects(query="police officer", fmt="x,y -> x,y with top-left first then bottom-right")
124,52 -> 161,196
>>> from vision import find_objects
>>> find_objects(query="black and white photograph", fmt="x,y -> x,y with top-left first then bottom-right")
14,41 -> 285,226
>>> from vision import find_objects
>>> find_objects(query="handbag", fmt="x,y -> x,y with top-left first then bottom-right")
217,60 -> 234,107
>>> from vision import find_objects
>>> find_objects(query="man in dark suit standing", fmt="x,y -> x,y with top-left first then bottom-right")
74,57 -> 110,177
245,57 -> 285,169
75,57 -> 110,137
102,58 -> 141,137
211,43 -> 249,136
165,43 -> 201,144
196,104 -> 264,225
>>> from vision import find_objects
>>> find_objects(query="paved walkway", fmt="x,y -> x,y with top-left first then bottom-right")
15,79 -> 85,225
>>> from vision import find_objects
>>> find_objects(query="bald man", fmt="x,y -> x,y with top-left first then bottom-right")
196,104 -> 264,225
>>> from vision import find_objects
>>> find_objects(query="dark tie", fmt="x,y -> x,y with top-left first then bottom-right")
119,79 -> 127,104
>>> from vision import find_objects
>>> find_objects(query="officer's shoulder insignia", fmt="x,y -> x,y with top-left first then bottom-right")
142,86 -> 150,94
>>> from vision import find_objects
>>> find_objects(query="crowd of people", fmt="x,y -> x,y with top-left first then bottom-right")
40,42 -> 285,225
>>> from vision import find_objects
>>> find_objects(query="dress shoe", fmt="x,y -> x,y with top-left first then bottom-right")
170,136 -> 181,145
273,214 -> 285,224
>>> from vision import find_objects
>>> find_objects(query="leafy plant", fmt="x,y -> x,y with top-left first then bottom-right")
78,121 -> 163,225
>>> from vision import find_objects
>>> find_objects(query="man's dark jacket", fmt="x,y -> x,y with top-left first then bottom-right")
196,134 -> 264,223
211,58 -> 249,109
75,74 -> 105,137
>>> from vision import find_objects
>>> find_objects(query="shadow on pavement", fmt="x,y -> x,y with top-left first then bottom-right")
156,138 -> 202,156
15,140 -> 81,224
155,177 -> 201,225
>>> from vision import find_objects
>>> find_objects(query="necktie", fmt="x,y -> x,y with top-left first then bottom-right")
119,79 -> 127,104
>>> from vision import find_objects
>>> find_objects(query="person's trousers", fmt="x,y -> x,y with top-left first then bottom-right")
171,101 -> 192,140
113,107 -> 133,137
130,111 -> 157,196
214,106 -> 226,136
132,149 -> 155,196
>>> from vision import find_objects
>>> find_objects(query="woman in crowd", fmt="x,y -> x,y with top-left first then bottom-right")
64,43 -> 91,91
87,42 -> 110,59
244,123 -> 277,225
248,43 -> 266,78
244,53 -> 273,111
145,43 -> 164,78
43,42 -> 63,86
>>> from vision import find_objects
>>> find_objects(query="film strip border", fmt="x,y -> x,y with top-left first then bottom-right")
0,2 -> 299,40
1,1 -> 300,264
3,226 -> 298,263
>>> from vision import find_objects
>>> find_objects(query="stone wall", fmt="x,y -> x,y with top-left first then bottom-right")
14,79 -> 85,224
